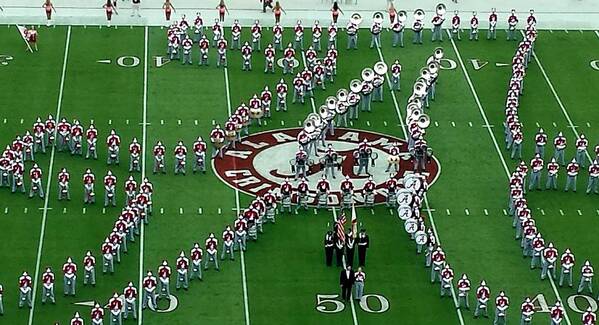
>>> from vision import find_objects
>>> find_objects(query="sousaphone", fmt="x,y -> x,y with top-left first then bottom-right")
350,79 -> 363,93
350,13 -> 363,26
373,11 -> 384,24
414,9 -> 425,21
436,3 -> 446,16
374,61 -> 388,76
361,68 -> 375,82
397,10 -> 407,23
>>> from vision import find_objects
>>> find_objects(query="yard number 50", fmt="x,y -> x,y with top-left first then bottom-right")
315,294 -> 390,314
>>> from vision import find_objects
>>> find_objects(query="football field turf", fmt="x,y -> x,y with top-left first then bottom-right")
1,25 -> 599,325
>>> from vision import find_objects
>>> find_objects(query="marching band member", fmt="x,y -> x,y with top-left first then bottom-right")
559,248 -> 575,287
85,123 -> 98,159
33,117 -> 46,154
541,242 -> 558,280
412,14 -> 424,44
264,190 -> 277,223
272,2 -> 286,25
83,168 -> 95,204
249,94 -> 263,126
564,158 -> 579,192
193,12 -> 203,41
312,20 -> 322,51
295,177 -> 309,213
272,21 -> 284,50
494,291 -> 509,324
29,163 -> 43,199
293,20 -> 304,50
221,225 -> 235,260
474,280 -> 490,318
231,19 -> 241,50
346,20 -> 358,50
587,159 -> 599,194
124,175 -> 137,202
362,176 -> 375,207
22,131 -> 34,162
324,144 -> 338,179
210,124 -> 225,158
292,73 -> 305,104
181,34 -> 193,65
283,43 -> 296,75
178,16 -> 190,44
153,141 -> 166,174
550,301 -> 565,324
450,11 -> 461,40
162,0 -> 176,22
316,174 -> 330,210
234,215 -> 247,251
520,297 -> 535,324
192,136 -> 207,174
264,43 -> 276,74
294,146 -> 308,179
157,260 -> 171,300
11,157 -> 26,194
70,312 -> 84,325
0,153 -> 9,188
385,142 -> 400,173
507,9 -> 518,41
106,129 -> 120,166
62,257 -> 77,296
457,274 -> 470,309
204,233 -> 219,271
328,23 -> 338,49
275,79 -> 288,111
91,302 -> 104,324
576,134 -> 589,168
431,12 -> 444,42
582,307 -> 597,325
123,282 -> 137,320
45,114 -> 56,148
12,136 -> 24,162
56,118 -> 71,152
69,120 -> 83,156
101,238 -> 115,274
391,16 -> 404,47
104,170 -> 117,207
251,20 -> 262,51
168,30 -> 180,60
340,175 -> 354,209
530,233 -> 544,269
469,12 -> 479,41
360,78 -> 373,112
488,8 -> 498,40
173,141 -> 187,175
142,271 -> 157,309
198,35 -> 210,66
578,260 -> 594,294
58,167 -> 70,200
241,41 -> 253,71
279,177 -> 293,213
535,128 -> 548,158
108,292 -> 123,325
18,271 -> 33,308
528,153 -> 543,191
41,267 -> 55,304
370,20 -> 382,48
190,243 -> 203,281
83,251 -> 96,286
129,137 -> 141,172
356,139 -> 373,175
545,157 -> 559,190
175,251 -> 189,290
216,37 -> 228,68
430,246 -> 445,283
527,9 -> 537,27
439,264 -> 453,298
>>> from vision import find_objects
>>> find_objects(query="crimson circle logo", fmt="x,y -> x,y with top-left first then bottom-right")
212,128 -> 441,206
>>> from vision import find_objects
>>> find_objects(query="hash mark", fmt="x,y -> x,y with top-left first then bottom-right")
161,119 -> 164,125
198,208 -> 202,215
178,119 -> 182,125
20,118 -> 24,124
218,208 -> 221,214
212,120 -> 215,126
4,207 -> 7,214
541,209 -> 545,215
559,209 -> 564,216
126,119 -> 129,125
503,209 -> 507,215
281,120 -> 284,126
366,121 -> 371,127
350,121 -> 354,127
82,207 -> 86,214
161,208 -> 164,214
314,208 -> 318,215
179,207 -> 183,214
465,208 -> 469,216
535,122 -> 540,128
108,119 -> 112,125
383,121 -> 388,126
24,207 -> 27,213
102,208 -> 106,214
298,120 -> 302,126
371,209 -> 374,215
564,30 -> 569,34
194,120 -> 198,125
2,118 -> 6,124
63,207 -> 67,214
484,209 -> 488,216
578,209 -> 582,216
468,122 -> 473,127
587,122 -> 591,128
434,121 -> 439,127
446,209 -> 450,215
552,122 -> 557,127
451,121 -> 456,127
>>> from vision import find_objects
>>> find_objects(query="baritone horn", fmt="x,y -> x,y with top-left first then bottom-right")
350,79 -> 363,93
436,3 -> 446,16
397,10 -> 407,23
414,9 -> 425,21
373,11 -> 384,24
361,68 -> 375,82
374,61 -> 388,76
350,13 -> 363,26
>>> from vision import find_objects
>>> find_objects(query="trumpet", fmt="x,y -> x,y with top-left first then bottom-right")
436,3 -> 446,17
397,10 -> 407,23
373,11 -> 384,25
350,13 -> 363,26
414,9 -> 425,21
361,68 -> 375,82
374,61 -> 388,76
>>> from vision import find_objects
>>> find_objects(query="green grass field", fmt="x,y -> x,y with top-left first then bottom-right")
1,25 -> 598,325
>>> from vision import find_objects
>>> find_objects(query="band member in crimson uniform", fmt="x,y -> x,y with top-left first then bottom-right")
157,260 -> 172,300
123,282 -> 137,320
102,0 -> 118,27
91,302 -> 105,324
62,257 -> 77,296
25,26 -> 39,51
86,124 -> 98,159
142,271 -> 157,309
162,0 -> 176,22
70,312 -> 84,325
339,265 -> 355,302
153,141 -> 166,174
108,292 -> 123,325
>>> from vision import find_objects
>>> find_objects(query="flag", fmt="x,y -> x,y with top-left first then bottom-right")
16,25 -> 33,53
351,204 -> 358,239
336,211 -> 346,244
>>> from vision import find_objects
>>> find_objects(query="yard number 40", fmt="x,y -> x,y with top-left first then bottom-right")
532,293 -> 598,313
315,294 -> 390,314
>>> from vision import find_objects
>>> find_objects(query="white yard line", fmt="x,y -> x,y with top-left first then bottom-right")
331,207 -> 359,325
529,48 -> 594,163
223,64 -> 251,325
137,26 -> 149,325
449,36 -> 572,325
375,42 -> 465,325
300,51 -> 318,114
28,25 -> 71,325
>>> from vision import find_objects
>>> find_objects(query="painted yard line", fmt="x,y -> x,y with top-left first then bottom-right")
332,207 -> 359,325
529,48 -> 594,164
595,30 -> 599,39
377,41 -> 465,325
450,36 -> 572,325
223,63 -> 251,325
28,26 -> 71,325
300,51 -> 317,114
137,26 -> 149,325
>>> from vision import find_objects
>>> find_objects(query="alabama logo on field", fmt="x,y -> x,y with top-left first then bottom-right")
213,128 -> 440,206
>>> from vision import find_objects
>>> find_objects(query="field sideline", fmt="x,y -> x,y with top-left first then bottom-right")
0,25 -> 598,325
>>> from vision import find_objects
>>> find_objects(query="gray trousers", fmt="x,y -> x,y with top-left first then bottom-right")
176,271 -> 189,289
576,150 -> 587,167
370,34 -> 380,48
110,311 -> 122,325
158,279 -> 170,299
431,26 -> 443,41
204,253 -> 220,270
124,300 -> 137,319
587,176 -> 599,194
554,149 -> 565,165
19,290 -> 32,308
559,268 -> 573,287
190,261 -> 203,281
474,300 -> 488,317
546,174 -> 557,190
347,35 -> 358,49
41,286 -> 55,304
354,281 -> 364,300
64,275 -> 76,296
565,175 -> 577,192
84,268 -> 96,285
413,31 -> 423,44
528,171 -> 541,190
142,290 -> 156,309
578,277 -> 592,294
392,31 -> 404,47
458,293 -> 469,309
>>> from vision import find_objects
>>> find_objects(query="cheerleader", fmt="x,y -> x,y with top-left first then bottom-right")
42,0 -> 56,26
331,1 -> 343,24
162,0 -> 176,22
387,2 -> 397,24
102,0 -> 118,27
272,1 -> 286,24
216,0 -> 229,23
